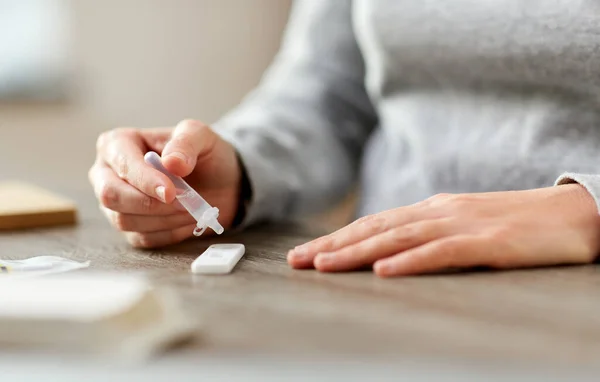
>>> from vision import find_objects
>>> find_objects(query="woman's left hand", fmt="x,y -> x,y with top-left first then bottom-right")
287,184 -> 600,277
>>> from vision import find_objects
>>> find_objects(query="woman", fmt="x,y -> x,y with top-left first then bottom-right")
89,1 -> 600,277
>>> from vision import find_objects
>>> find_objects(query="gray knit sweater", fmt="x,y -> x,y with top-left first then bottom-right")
216,0 -> 600,225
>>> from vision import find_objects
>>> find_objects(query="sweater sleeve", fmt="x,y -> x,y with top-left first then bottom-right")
555,173 -> 600,213
213,0 -> 377,226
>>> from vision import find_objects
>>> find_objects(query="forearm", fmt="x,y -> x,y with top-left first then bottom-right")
214,0 -> 377,226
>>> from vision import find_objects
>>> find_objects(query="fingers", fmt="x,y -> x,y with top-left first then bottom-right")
125,223 -> 197,248
288,205 -> 433,269
89,162 -> 186,215
313,218 -> 456,272
100,206 -> 196,233
96,128 -> 175,203
139,127 -> 176,154
373,235 -> 493,277
161,119 -> 218,177
92,125 -> 214,249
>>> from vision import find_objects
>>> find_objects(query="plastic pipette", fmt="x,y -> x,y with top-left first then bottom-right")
144,151 -> 224,236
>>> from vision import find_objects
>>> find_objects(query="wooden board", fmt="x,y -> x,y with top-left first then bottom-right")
0,181 -> 77,230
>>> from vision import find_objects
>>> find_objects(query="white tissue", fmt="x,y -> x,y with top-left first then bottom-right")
0,256 -> 90,278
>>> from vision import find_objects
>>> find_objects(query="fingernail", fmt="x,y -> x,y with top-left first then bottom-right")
155,186 -> 166,203
167,152 -> 189,166
316,252 -> 336,265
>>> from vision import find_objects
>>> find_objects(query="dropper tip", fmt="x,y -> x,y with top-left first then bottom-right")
211,221 -> 224,235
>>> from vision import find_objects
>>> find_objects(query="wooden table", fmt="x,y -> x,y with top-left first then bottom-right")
2,106 -> 600,375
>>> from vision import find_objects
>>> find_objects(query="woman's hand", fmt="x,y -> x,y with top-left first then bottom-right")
89,119 -> 241,248
288,184 -> 600,277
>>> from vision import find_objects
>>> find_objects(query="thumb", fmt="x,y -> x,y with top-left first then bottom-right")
161,119 -> 218,177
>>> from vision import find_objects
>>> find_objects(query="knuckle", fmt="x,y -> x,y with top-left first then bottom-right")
310,235 -> 336,251
426,192 -> 475,210
412,198 -> 431,208
99,183 -> 119,208
355,214 -> 389,234
179,119 -> 208,131
112,213 -> 130,231
430,193 -> 453,202
131,170 -> 147,192
354,215 -> 372,225
137,234 -> 153,248
140,194 -> 156,212
448,193 -> 473,205
424,193 -> 454,207
170,133 -> 196,153
389,234 -> 411,249
96,128 -> 134,151
115,153 -> 130,179
353,238 -> 376,255
96,130 -> 110,150
391,224 -> 419,247
128,233 -> 154,249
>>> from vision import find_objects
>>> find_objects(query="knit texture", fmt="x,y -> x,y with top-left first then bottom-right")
215,0 -> 600,225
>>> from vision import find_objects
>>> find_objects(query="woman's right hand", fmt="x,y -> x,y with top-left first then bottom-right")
88,119 -> 242,248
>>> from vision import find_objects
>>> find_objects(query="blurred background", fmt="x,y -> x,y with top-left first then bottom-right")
1,0 -> 291,123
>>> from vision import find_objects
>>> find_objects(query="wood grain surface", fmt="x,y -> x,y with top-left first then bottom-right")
2,106 -> 600,369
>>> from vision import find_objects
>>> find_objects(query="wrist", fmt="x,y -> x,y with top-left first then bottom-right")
556,183 -> 600,262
